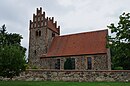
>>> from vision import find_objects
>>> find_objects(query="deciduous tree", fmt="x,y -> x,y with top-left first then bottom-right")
0,24 -> 26,78
107,12 -> 130,70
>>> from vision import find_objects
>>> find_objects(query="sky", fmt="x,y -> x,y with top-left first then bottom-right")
0,0 -> 130,56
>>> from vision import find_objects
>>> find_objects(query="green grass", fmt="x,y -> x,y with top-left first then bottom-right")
0,81 -> 130,86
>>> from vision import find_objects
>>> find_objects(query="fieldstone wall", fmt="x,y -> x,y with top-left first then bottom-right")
3,69 -> 129,82
39,54 -> 110,70
93,55 -> 108,70
29,50 -> 110,70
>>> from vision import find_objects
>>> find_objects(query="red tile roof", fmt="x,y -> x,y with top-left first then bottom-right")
45,29 -> 108,57
47,20 -> 59,34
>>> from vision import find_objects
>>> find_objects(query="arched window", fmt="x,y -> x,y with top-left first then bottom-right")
36,31 -> 38,36
64,58 -> 75,70
36,30 -> 41,37
87,57 -> 92,70
52,33 -> 55,37
34,50 -> 36,55
55,59 -> 60,69
39,31 -> 41,36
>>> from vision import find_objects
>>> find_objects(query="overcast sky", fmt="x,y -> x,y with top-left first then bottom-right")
0,0 -> 130,56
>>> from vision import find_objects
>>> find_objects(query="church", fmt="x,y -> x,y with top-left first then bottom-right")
28,7 -> 111,70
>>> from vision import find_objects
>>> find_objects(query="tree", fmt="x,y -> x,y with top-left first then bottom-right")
107,12 -> 130,70
0,24 -> 26,78
0,24 -> 7,45
0,25 -> 23,46
0,45 -> 26,78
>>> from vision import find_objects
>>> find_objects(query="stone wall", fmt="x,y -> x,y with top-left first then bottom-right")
6,69 -> 130,82
93,55 -> 108,70
40,54 -> 110,70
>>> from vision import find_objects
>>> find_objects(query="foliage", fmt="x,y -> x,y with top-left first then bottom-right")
114,67 -> 123,70
0,81 -> 130,86
107,12 -> 130,70
0,24 -> 26,78
0,45 -> 26,78
0,24 -> 23,46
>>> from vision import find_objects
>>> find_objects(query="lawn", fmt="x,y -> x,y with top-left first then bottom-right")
0,81 -> 130,86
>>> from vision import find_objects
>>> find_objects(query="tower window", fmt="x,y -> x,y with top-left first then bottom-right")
39,31 -> 41,36
36,30 -> 41,37
34,50 -> 37,55
36,31 -> 38,36
52,33 -> 55,37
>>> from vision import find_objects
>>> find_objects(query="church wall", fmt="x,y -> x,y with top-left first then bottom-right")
93,55 -> 108,70
40,54 -> 110,70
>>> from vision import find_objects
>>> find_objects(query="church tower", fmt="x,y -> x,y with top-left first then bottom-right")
28,7 -> 60,68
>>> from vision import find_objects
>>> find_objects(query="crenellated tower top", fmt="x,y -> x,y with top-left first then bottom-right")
29,7 -> 60,35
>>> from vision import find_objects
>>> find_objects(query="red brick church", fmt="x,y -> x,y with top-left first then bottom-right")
28,7 -> 111,70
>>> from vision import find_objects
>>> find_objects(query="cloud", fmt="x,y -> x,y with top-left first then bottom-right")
53,0 -> 130,34
0,0 -> 130,57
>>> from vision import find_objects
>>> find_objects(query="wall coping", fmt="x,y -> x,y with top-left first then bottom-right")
26,69 -> 130,72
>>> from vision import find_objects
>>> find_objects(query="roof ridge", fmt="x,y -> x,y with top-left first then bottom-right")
60,29 -> 108,37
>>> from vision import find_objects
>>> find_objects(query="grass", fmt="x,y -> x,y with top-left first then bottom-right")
0,81 -> 130,86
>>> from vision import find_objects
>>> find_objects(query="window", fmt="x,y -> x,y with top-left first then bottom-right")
52,33 -> 55,37
64,58 -> 75,70
36,31 -> 38,36
71,58 -> 75,69
55,59 -> 60,69
39,31 -> 41,36
34,50 -> 36,55
36,30 -> 41,37
87,57 -> 92,70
